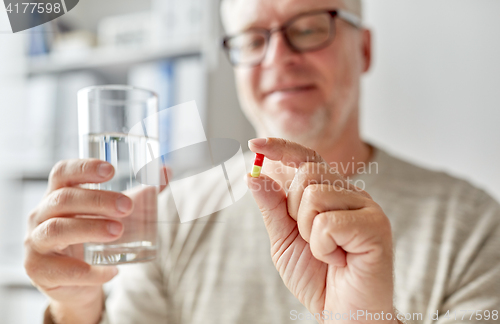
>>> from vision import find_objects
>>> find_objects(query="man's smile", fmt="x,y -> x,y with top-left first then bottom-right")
263,84 -> 318,101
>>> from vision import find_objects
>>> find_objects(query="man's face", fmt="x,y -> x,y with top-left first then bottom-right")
223,0 -> 370,147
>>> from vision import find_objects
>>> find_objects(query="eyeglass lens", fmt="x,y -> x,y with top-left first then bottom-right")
226,11 -> 334,65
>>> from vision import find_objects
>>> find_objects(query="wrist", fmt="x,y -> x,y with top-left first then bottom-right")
49,291 -> 105,324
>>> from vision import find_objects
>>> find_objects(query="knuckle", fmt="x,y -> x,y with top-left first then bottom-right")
328,211 -> 352,227
296,166 -> 318,186
24,262 -> 36,279
50,188 -> 72,207
312,152 -> 323,163
23,235 -> 33,249
333,178 -> 348,190
79,159 -> 94,175
298,162 -> 315,174
49,160 -> 67,182
275,137 -> 288,147
329,168 -> 342,177
318,162 -> 330,173
357,188 -> 373,199
42,218 -> 63,240
302,184 -> 320,203
313,212 -> 330,229
306,178 -> 320,187
92,191 -> 106,209
23,252 -> 41,279
297,162 -> 331,181
27,207 -> 39,225
336,185 -> 350,195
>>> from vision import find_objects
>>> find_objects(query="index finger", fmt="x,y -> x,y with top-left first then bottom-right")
47,159 -> 115,193
248,137 -> 326,168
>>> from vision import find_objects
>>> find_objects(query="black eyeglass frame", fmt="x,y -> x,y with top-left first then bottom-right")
222,9 -> 363,67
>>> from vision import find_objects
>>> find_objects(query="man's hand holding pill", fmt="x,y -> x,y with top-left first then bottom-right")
246,137 -> 399,324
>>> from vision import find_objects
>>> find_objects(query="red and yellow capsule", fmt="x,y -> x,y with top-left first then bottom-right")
251,153 -> 265,177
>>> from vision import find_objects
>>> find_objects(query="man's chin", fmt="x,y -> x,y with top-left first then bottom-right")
262,112 -> 327,146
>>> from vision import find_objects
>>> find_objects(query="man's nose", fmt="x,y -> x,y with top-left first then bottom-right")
261,32 -> 301,68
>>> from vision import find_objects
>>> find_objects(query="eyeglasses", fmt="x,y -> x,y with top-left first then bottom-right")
222,9 -> 362,67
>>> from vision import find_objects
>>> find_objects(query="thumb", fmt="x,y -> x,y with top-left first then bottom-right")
246,173 -> 297,243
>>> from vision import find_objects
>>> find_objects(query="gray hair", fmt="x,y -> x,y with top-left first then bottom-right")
220,0 -> 363,32
343,0 -> 362,18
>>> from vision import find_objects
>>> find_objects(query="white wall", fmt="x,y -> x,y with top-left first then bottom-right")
0,5 -> 27,174
361,0 -> 500,201
0,6 -> 47,324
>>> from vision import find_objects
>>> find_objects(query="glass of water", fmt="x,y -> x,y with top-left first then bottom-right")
77,85 -> 160,265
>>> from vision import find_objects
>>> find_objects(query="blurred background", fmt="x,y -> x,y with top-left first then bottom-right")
0,0 -> 499,322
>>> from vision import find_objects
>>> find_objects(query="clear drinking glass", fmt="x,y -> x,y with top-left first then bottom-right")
77,85 -> 160,265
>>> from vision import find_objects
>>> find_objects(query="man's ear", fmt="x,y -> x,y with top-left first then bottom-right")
361,28 -> 372,73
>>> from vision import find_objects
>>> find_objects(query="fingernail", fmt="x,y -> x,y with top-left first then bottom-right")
116,196 -> 132,213
107,222 -> 122,235
98,163 -> 113,177
110,267 -> 119,275
249,138 -> 267,147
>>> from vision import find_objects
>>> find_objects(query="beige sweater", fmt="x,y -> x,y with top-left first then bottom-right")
47,147 -> 500,323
